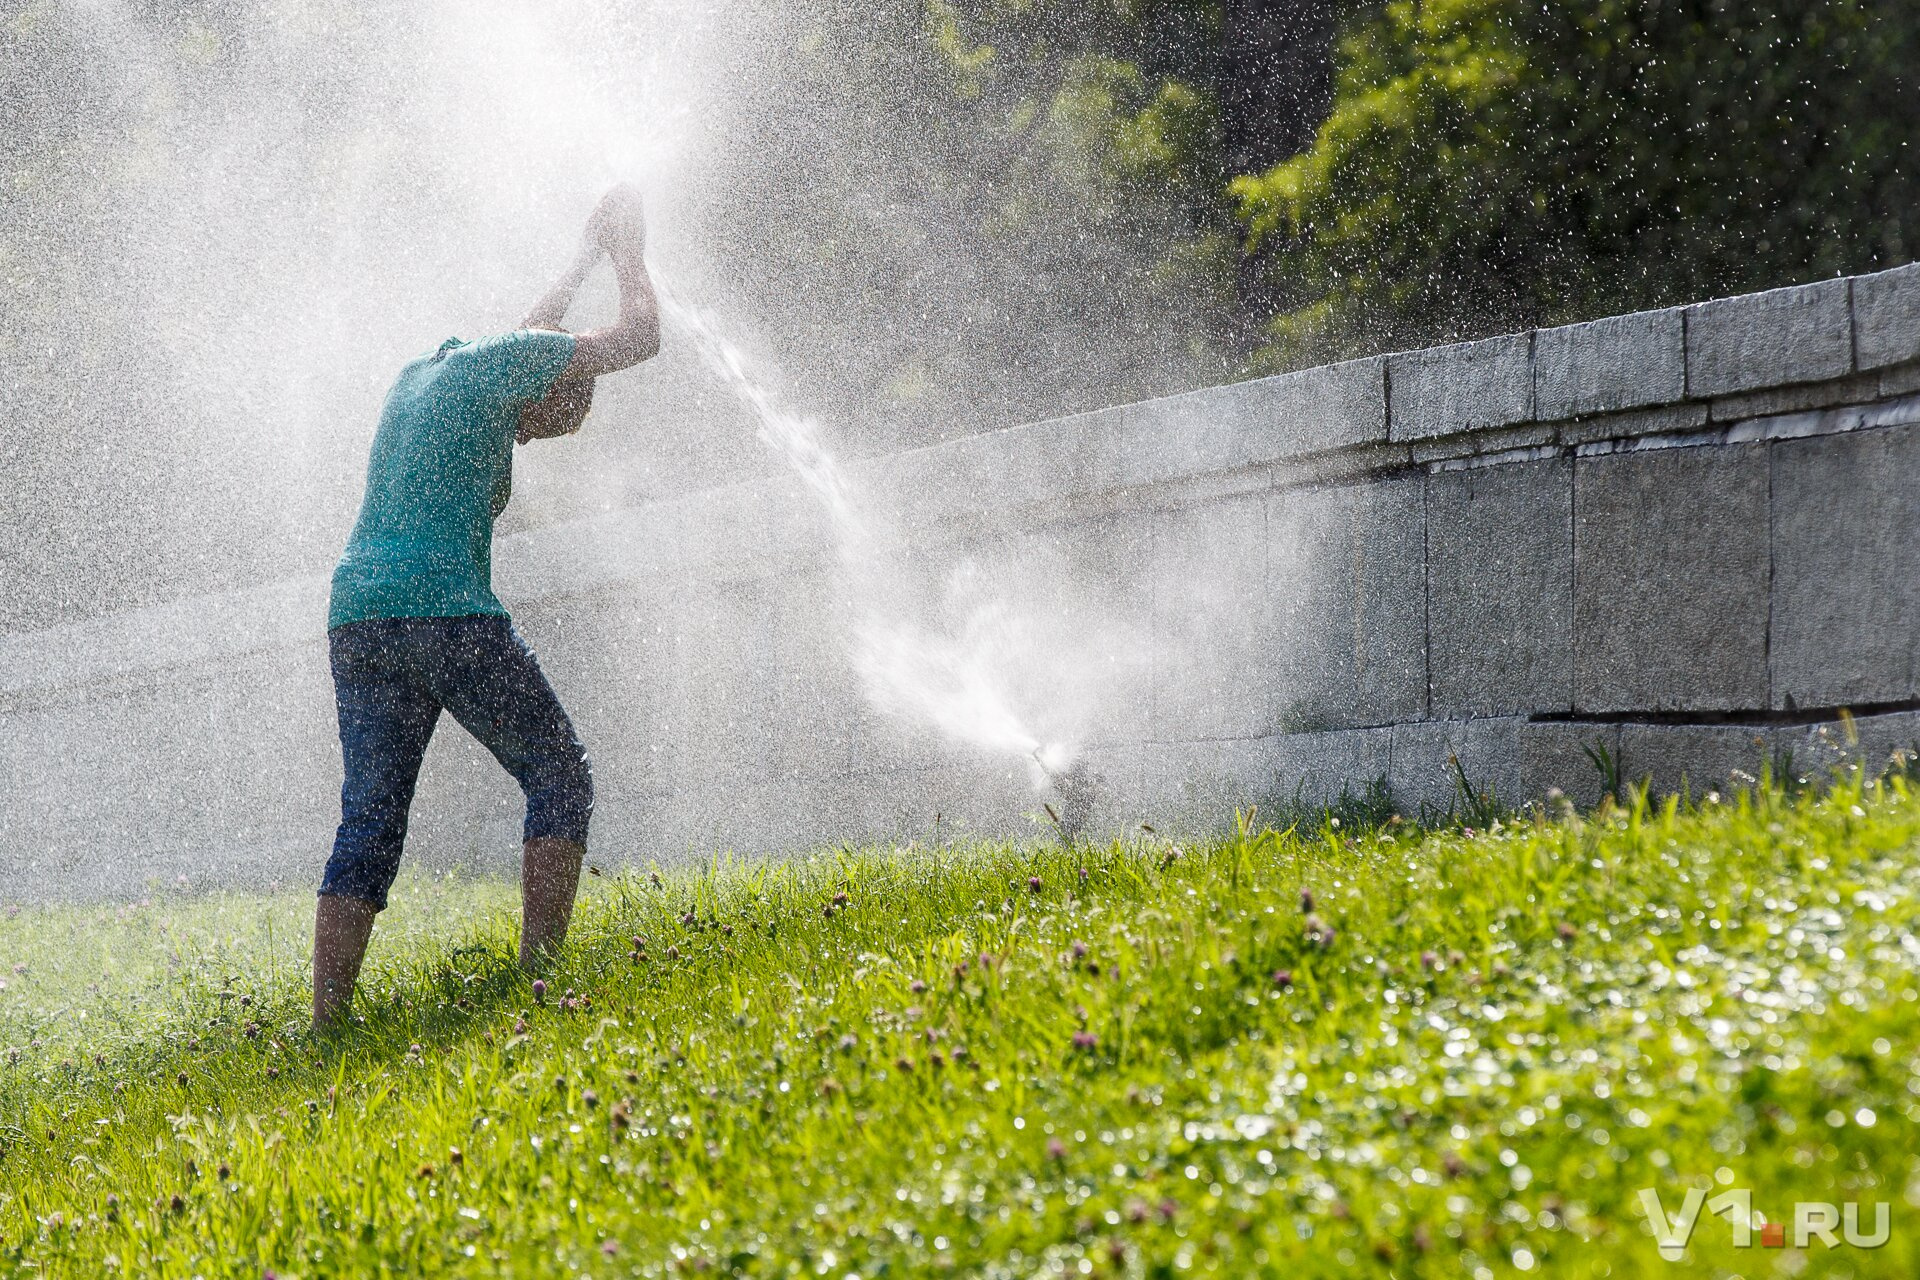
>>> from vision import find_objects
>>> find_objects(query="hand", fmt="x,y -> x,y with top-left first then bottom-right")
585,184 -> 646,258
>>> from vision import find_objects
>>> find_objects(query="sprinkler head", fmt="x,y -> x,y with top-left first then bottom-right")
1031,748 -> 1101,843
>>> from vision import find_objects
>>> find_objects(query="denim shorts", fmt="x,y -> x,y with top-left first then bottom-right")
321,614 -> 593,910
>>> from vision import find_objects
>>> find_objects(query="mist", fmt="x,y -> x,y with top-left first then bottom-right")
3,0 -> 1227,629
3,0 -> 1242,877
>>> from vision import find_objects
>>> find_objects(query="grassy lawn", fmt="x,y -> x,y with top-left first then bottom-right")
2,774 -> 1917,1278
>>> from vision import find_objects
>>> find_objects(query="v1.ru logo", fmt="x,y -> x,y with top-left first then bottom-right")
1639,1185 -> 1891,1259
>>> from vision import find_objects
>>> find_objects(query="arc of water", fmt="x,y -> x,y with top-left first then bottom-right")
652,281 -> 1062,781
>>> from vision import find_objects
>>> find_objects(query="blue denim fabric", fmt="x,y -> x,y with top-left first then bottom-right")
322,614 -> 592,910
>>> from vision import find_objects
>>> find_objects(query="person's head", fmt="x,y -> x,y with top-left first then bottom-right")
517,377 -> 595,444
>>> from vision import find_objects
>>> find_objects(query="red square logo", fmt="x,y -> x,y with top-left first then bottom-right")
1759,1221 -> 1785,1248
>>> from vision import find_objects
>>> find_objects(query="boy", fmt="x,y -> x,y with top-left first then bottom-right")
313,185 -> 659,1031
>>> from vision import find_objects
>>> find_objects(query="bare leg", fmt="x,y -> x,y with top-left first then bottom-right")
312,894 -> 377,1033
521,837 -> 585,969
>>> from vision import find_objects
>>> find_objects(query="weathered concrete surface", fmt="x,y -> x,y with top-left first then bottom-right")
1268,727 -> 1395,809
1144,355 -> 1387,461
1708,372 -> 1884,424
1686,278 -> 1853,397
1853,263 -> 1920,371
1534,309 -> 1685,420
1573,445 -> 1770,714
1616,723 -> 1777,799
1518,721 -> 1622,808
0,644 -> 339,902
997,512 -> 1160,748
1559,402 -> 1708,448
1388,334 -> 1533,441
1386,718 -> 1523,818
1140,738 -> 1279,830
1779,710 -> 1920,777
1149,493 -> 1274,741
1269,475 -> 1427,731
1770,423 -> 1920,709
1427,458 -> 1572,718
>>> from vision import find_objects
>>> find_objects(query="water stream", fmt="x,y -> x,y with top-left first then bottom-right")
656,283 -> 1075,789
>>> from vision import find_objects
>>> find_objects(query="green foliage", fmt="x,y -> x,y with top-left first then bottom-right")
4,777 -> 1920,1275
923,0 -> 1236,282
1233,0 -> 1920,368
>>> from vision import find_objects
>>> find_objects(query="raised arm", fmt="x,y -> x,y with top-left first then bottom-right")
549,184 -> 660,382
522,241 -> 600,332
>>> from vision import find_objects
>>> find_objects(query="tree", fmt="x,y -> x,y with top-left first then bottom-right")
1231,0 -> 1920,369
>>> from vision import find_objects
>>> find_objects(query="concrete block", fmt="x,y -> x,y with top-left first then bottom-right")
1021,357 -> 1392,502
1150,493 -> 1276,740
1535,308 -> 1685,420
1266,442 -> 1413,491
1427,458 -> 1573,717
1144,728 -> 1410,827
1852,262 -> 1920,370
1723,407 -> 1851,446
519,586 -> 673,795
1518,721 -> 1622,809
1573,445 -> 1770,714
1427,443 -> 1563,474
1410,424 -> 1554,466
1708,371 -> 1882,424
1882,360 -> 1920,399
1255,356 -> 1391,456
1387,718 -> 1522,819
1140,738 -> 1283,834
1269,474 -> 1427,730
1686,278 -> 1852,396
0,575 -> 324,702
652,581 -> 782,790
581,790 -> 673,861
1781,710 -> 1920,779
1558,402 -> 1709,447
1770,423 -> 1920,709
1141,355 -> 1388,462
1388,333 -> 1533,441
1617,723 -> 1777,799
864,411 -> 1097,548
764,569 -> 862,781
0,641 -> 343,901
1860,393 -> 1920,433
1267,727 -> 1395,811
1067,742 -> 1149,835
844,760 -> 1037,847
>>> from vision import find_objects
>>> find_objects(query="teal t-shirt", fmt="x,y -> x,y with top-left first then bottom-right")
328,329 -> 577,630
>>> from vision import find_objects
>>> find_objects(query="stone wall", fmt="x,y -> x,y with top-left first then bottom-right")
5,267 -> 1919,898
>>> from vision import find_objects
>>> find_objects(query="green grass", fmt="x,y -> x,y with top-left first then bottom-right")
3,775 -> 1918,1278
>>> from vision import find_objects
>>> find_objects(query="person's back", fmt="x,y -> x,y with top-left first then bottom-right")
311,186 -> 660,1033
330,331 -> 576,629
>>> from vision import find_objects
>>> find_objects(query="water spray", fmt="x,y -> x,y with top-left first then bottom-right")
655,280 -> 1082,819
1029,746 -> 1100,843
